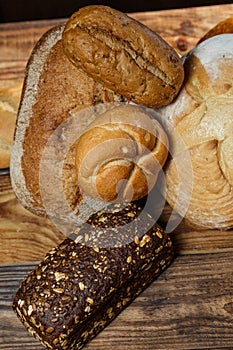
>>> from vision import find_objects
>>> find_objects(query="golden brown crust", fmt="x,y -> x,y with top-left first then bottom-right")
11,6 -> 184,218
20,38 -> 94,213
11,25 -> 126,216
75,105 -> 168,202
62,5 -> 184,108
198,17 -> 233,44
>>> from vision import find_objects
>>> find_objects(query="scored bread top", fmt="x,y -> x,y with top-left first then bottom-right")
62,5 -> 184,108
75,104 -> 168,202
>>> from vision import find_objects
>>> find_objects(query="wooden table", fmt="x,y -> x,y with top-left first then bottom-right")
0,4 -> 233,349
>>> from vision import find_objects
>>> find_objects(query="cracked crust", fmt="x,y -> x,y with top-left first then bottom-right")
62,5 -> 184,108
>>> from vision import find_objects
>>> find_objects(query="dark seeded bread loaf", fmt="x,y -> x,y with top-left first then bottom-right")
12,201 -> 174,350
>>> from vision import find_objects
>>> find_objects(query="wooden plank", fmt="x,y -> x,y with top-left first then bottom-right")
0,175 -> 66,263
1,252 -> 233,349
132,4 -> 233,52
0,4 -> 233,89
159,206 -> 233,255
1,173 -> 233,263
0,19 -> 64,89
0,4 -> 233,263
0,4 -> 233,349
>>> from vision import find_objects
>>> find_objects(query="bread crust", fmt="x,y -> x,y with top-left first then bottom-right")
10,25 -> 125,216
11,26 -> 65,215
198,17 -> 233,43
62,5 -> 184,108
10,6 -> 183,218
75,104 -> 168,202
158,34 -> 233,229
12,201 -> 174,350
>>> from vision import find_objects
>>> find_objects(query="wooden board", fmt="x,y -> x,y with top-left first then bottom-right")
0,4 -> 233,349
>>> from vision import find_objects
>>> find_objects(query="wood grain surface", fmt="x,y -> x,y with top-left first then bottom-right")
1,253 -> 233,349
0,4 -> 233,349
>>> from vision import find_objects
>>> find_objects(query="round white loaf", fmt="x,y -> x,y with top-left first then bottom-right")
158,34 -> 233,230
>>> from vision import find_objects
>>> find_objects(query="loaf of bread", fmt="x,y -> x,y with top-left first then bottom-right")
0,83 -> 22,169
10,8 -> 174,219
198,17 -> 233,43
158,34 -> 233,229
75,104 -> 168,202
62,5 -> 184,108
10,25 -> 126,217
12,201 -> 174,350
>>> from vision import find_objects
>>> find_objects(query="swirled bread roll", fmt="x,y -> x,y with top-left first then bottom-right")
10,9 -> 173,219
62,5 -> 184,108
75,104 -> 168,202
158,34 -> 233,230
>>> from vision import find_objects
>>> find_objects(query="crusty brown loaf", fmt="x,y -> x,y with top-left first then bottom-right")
75,104 -> 168,202
0,83 -> 22,169
198,17 -> 233,43
12,200 -> 174,350
10,9 -> 175,219
62,5 -> 184,108
158,34 -> 233,230
10,25 -> 126,216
